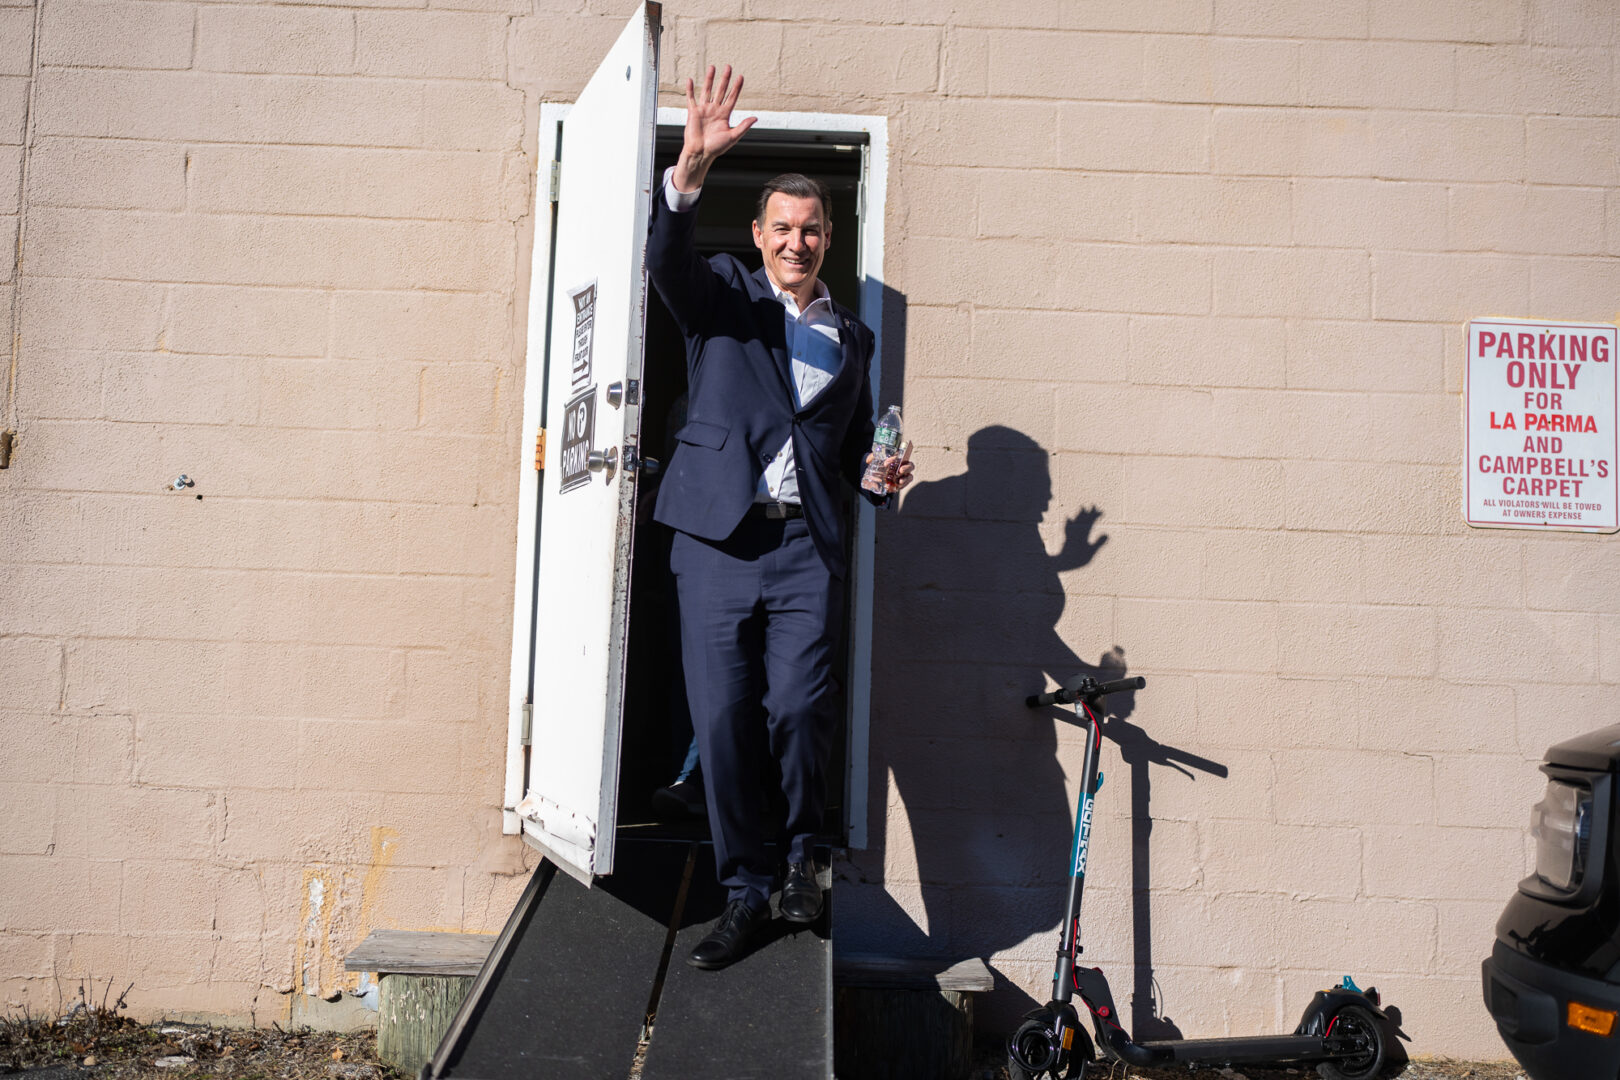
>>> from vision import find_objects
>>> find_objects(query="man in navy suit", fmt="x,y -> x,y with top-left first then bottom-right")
648,65 -> 913,969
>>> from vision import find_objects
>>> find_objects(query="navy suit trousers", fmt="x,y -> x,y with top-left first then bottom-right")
670,514 -> 839,912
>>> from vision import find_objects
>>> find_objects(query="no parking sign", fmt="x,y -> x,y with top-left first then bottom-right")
1465,318 -> 1619,533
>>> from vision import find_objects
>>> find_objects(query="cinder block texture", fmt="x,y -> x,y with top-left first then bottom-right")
0,0 -> 529,1025
0,0 -> 1611,1062
868,3 -> 1615,1064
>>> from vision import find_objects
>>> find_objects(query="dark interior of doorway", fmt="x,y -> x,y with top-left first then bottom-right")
617,125 -> 869,845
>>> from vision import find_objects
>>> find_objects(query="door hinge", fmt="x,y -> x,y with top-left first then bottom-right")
521,702 -> 533,746
535,427 -> 546,471
549,161 -> 561,203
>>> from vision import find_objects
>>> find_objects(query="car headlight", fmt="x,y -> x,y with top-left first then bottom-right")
1531,779 -> 1593,891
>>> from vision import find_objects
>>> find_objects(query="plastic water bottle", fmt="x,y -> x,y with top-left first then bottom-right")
861,405 -> 903,495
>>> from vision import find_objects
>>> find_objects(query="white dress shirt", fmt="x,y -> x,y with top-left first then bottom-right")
663,169 -> 843,506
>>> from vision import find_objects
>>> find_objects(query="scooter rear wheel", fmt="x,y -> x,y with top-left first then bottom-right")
1316,1003 -> 1386,1080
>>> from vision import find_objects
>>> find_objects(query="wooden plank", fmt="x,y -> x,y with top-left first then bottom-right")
834,986 -> 975,1080
378,975 -> 475,1075
344,930 -> 496,976
834,954 -> 993,992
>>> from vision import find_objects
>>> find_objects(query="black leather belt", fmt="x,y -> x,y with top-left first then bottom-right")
750,501 -> 804,519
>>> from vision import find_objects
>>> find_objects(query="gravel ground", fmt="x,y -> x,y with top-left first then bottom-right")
1063,1068 -> 1524,1080
968,1036 -> 1526,1080
3,1000 -> 1523,1080
1046,1065 -> 1524,1080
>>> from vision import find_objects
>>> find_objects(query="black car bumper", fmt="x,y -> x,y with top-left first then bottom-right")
1484,940 -> 1620,1080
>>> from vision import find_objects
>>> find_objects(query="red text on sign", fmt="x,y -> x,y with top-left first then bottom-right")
1505,362 -> 1581,390
1477,330 -> 1612,362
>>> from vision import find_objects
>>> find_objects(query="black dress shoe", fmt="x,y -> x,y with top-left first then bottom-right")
651,777 -> 705,819
780,861 -> 823,924
686,899 -> 768,970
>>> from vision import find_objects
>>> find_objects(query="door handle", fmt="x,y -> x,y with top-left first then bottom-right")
586,447 -> 618,481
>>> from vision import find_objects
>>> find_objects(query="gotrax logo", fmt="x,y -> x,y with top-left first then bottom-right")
1073,795 -> 1094,875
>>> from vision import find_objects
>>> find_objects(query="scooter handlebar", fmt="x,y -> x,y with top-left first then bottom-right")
1026,675 -> 1146,708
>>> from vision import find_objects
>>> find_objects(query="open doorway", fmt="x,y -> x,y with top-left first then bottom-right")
615,123 -> 872,845
503,97 -> 889,875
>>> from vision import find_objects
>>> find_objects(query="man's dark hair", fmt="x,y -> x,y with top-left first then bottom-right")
755,173 -> 832,227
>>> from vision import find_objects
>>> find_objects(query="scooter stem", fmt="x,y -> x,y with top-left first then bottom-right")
1052,698 -> 1102,1006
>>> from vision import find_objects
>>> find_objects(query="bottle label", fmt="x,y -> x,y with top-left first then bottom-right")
874,427 -> 900,450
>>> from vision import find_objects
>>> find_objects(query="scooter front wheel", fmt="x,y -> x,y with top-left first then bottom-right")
1007,1016 -> 1093,1079
1316,1003 -> 1386,1080
1007,1018 -> 1057,1080
1060,1023 -> 1094,1078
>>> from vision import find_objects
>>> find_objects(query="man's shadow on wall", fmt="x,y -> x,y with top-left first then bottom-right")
846,425 -> 1226,1038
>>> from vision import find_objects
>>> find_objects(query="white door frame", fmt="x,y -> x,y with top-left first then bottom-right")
505,107 -> 889,851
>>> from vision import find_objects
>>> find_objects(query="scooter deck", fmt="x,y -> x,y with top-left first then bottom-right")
1139,1033 -> 1327,1064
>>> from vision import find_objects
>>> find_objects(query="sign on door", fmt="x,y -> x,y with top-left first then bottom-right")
1465,318 -> 1619,533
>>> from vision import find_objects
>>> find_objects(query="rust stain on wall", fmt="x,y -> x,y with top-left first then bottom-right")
357,827 -> 400,938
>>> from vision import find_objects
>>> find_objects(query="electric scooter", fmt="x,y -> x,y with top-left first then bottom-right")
1007,674 -> 1393,1080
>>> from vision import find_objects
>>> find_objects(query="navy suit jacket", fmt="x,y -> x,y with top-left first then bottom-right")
646,186 -> 878,580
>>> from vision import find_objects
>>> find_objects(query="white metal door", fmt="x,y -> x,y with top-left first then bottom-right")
507,2 -> 659,882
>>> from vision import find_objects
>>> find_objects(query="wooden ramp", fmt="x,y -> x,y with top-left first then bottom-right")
424,839 -> 832,1080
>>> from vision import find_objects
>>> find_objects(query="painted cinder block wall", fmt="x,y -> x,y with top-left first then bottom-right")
0,0 -> 1613,1056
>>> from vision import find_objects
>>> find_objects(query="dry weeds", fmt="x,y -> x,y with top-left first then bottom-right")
0,985 -> 397,1080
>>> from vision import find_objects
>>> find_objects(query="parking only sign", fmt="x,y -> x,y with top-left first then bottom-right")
1465,318 -> 1618,533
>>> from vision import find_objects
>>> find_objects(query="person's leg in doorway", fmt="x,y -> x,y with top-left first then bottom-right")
759,517 -> 839,923
671,525 -> 774,968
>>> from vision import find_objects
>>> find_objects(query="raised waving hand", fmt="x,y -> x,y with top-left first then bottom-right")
672,64 -> 756,193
